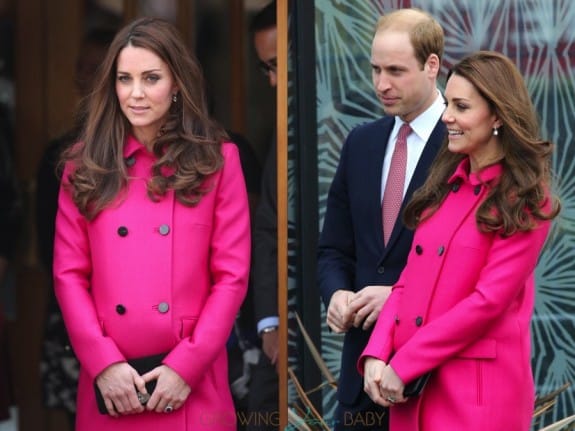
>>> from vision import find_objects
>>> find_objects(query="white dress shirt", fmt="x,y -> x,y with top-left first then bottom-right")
380,90 -> 446,201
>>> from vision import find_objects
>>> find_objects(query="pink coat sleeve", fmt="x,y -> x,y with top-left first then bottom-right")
54,165 -> 126,378
162,144 -> 251,388
357,280 -> 403,374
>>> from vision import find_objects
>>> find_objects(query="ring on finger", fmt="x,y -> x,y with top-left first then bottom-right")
386,396 -> 396,403
137,392 -> 150,405
164,404 -> 174,413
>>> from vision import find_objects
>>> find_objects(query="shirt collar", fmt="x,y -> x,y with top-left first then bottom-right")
391,89 -> 445,142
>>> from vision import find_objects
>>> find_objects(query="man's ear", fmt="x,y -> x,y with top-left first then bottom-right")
425,53 -> 440,76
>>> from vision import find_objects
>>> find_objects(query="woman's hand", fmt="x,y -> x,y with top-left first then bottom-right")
363,357 -> 387,406
96,362 -> 147,416
364,357 -> 407,407
142,365 -> 191,414
378,364 -> 407,406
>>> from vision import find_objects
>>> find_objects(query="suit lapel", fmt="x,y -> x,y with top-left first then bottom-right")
366,118 -> 394,249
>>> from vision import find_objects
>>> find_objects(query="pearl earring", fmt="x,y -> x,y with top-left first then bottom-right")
172,94 -> 177,103
493,127 -> 499,136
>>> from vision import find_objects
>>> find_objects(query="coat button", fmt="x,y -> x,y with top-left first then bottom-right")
415,316 -> 423,327
377,266 -> 385,274
437,245 -> 445,256
117,226 -> 128,237
125,156 -> 136,167
474,185 -> 481,195
415,245 -> 423,255
394,315 -> 400,325
451,183 -> 460,192
116,304 -> 126,315
159,224 -> 170,236
158,302 -> 170,313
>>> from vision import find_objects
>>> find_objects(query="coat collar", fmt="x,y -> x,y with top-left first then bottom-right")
448,157 -> 503,186
123,135 -> 146,158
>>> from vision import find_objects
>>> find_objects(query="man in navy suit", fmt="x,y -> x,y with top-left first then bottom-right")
317,8 -> 446,431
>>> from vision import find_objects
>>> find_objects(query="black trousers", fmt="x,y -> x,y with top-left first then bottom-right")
245,354 -> 279,431
230,348 -> 279,431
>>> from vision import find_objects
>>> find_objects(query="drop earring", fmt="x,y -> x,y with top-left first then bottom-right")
172,94 -> 178,103
493,127 -> 499,136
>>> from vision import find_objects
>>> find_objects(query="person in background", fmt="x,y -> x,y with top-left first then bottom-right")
317,8 -> 446,430
360,50 -> 560,431
247,0 -> 280,429
224,128 -> 262,429
192,10 -> 267,427
36,28 -> 116,427
0,101 -> 20,424
53,17 -> 250,431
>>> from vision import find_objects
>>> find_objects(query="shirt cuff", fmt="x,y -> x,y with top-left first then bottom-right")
257,316 -> 279,334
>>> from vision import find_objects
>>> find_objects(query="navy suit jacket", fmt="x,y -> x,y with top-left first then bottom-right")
317,115 -> 446,405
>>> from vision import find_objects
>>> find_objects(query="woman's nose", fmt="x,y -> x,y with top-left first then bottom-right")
131,81 -> 144,98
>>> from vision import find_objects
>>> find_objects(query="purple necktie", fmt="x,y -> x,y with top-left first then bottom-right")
382,123 -> 411,245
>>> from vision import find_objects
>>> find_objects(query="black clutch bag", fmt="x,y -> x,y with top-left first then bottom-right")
403,372 -> 431,397
95,352 -> 167,414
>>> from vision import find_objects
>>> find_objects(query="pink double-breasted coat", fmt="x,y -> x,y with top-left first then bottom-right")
359,159 -> 551,431
53,137 -> 250,430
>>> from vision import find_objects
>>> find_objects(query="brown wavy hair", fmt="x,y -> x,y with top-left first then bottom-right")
63,17 -> 227,219
404,51 -> 560,236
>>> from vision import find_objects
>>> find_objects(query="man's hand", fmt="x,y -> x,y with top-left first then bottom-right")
261,329 -> 279,371
346,285 -> 392,330
326,289 -> 355,333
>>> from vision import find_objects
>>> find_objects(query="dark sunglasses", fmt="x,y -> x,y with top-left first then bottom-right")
258,57 -> 277,75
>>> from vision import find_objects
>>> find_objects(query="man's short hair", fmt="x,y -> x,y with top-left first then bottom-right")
250,0 -> 276,34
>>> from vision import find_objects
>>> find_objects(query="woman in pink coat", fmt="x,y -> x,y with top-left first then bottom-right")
53,17 -> 250,430
359,51 -> 560,430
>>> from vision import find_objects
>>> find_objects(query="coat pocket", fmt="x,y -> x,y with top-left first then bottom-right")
457,338 -> 497,359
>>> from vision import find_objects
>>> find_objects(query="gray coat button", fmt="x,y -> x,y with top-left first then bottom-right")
125,156 -> 136,167
415,245 -> 423,255
474,185 -> 481,195
438,245 -> 445,256
158,302 -> 169,313
116,304 -> 126,315
377,266 -> 385,274
415,316 -> 423,327
159,224 -> 170,235
117,226 -> 128,237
